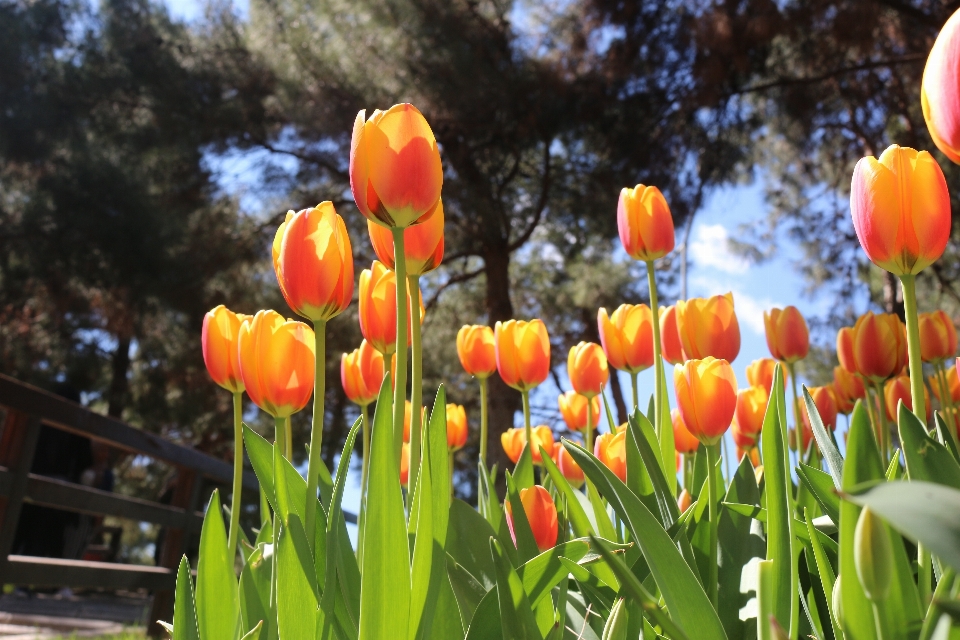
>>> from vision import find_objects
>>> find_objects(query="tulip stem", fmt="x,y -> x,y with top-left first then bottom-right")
274,416 -> 287,460
284,416 -> 292,459
407,275 -> 423,509
900,274 -> 928,425
872,382 -> 889,464
585,399 -> 594,457
391,228 -> 409,464
860,375 -> 879,440
522,389 -> 532,446
227,391 -> 243,563
479,376 -> 489,467
919,542 -> 932,604
360,403 -> 370,502
629,371 -> 638,413
305,318 -> 326,550
646,261 -> 664,438
706,442 -> 719,607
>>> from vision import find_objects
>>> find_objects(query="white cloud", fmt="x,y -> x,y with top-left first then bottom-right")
690,223 -> 749,274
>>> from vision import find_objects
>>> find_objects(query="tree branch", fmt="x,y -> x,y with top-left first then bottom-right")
424,267 -> 485,310
507,140 -> 552,253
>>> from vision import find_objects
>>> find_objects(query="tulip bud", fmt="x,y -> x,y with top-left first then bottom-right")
674,357 -> 738,445
552,442 -> 585,488
833,366 -> 865,415
568,342 -> 609,398
931,365 -> 960,404
341,340 -> 384,407
922,9 -> 960,164
598,304 -> 655,373
677,489 -> 692,513
202,305 -> 251,394
853,312 -> 907,383
672,408 -> 700,455
446,403 -> 468,451
659,305 -> 685,365
736,385 -> 768,441
675,293 -> 741,363
746,358 -> 785,395
558,391 -> 600,432
501,426 -> 555,464
617,184 -> 675,261
763,306 -> 809,363
367,200 -> 444,275
801,385 -> 838,431
850,144 -> 951,276
456,325 -> 497,378
238,310 -> 316,418
837,326 -> 857,373
495,319 -> 551,392
832,575 -> 844,630
505,485 -> 558,552
854,507 -> 894,602
732,420 -> 757,449
602,598 -> 628,640
594,431 -> 627,481
359,261 -> 424,355
884,374 -> 931,422
919,310 -> 958,363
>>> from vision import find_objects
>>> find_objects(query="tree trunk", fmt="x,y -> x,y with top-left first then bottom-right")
608,370 -> 628,425
107,336 -> 131,418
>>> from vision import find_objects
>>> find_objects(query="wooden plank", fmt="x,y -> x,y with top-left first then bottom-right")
0,415 -> 41,564
1,555 -> 173,590
0,374 -> 258,490
147,469 -> 197,636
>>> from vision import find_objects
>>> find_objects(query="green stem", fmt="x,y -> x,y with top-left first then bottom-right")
646,261 -> 663,437
479,376 -> 489,467
274,416 -> 287,460
360,403 -> 370,502
522,389 -> 532,445
407,275 -> 423,507
585,397 -> 594,456
391,228 -> 409,462
919,567 -> 956,640
227,391 -> 243,562
873,382 -> 890,465
787,362 -> 802,434
284,416 -> 292,460
861,375 -> 879,438
305,319 -> 326,549
706,442 -> 719,607
630,371 -> 638,414
900,274 -> 928,424
920,542 -> 932,605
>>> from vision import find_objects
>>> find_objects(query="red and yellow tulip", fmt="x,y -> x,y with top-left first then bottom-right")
446,403 -> 468,451
922,10 -> 960,164
674,357 -> 738,445
594,430 -> 627,481
495,319 -> 551,392
853,312 -> 907,383
764,306 -> 809,363
367,199 -> 444,275
238,310 -> 316,418
456,325 -> 497,378
501,426 -> 555,464
745,358 -> 785,394
558,391 -> 600,432
341,340 -> 385,407
505,485 -> 558,552
659,305 -> 685,365
567,342 -> 609,398
675,293 -> 741,363
598,304 -> 655,373
202,305 -> 251,394
359,261 -> 424,355
617,184 -> 675,261
919,310 -> 957,363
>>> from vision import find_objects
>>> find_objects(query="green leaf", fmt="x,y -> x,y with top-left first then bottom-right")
408,399 -> 437,639
658,362 -> 677,496
514,443 -> 535,491
624,413 -> 657,519
273,445 -> 307,527
240,621 -> 263,640
447,498 -> 498,589
239,546 -> 274,640
506,470 -> 542,563
490,537 -> 543,640
447,555 -> 488,625
243,424 -> 276,511
936,413 -> 960,462
173,555 -> 200,640
359,373 -> 411,640
803,509 -> 842,640
517,539 -> 590,608
628,409 -> 679,528
540,448 -> 595,539
803,386 -> 844,489
797,463 -> 841,526
898,404 -> 960,490
757,559 -> 777,640
196,490 -> 239,640
464,588 -> 502,640
276,516 -> 319,640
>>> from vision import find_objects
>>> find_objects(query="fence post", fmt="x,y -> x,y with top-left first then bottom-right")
0,410 -> 42,579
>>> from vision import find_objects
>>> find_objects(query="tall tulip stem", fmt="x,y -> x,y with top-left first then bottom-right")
646,261 -> 664,436
227,391 -> 243,561
629,372 -> 638,413
522,389 -> 532,445
391,228 -> 409,460
872,382 -> 889,463
585,398 -> 594,457
706,442 -> 719,607
407,275 -> 423,505
900,274 -> 928,424
274,416 -> 287,460
479,376 -> 489,467
305,319 -> 327,548
360,403 -> 370,501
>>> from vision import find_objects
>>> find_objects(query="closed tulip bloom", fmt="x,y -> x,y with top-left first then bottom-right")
272,211 -> 294,302
919,310 -> 958,363
764,306 -> 810,363
885,374 -> 931,421
598,304 -> 655,373
737,445 -> 761,468
922,10 -> 960,164
802,385 -> 838,431
567,342 -> 609,398
853,312 -> 907,382
446,403 -> 468,451
736,385 -> 768,440
834,366 -> 866,415
367,199 -> 444,275
931,366 -> 960,403
202,306 -> 251,394
456,325 -> 497,378
238,310 -> 316,418
501,426 -> 555,464
837,327 -> 858,373
552,442 -> 585,488
746,358 -> 785,394
359,261 -> 424,355
675,293 -> 741,362
558,391 -> 601,432
674,357 -> 738,445
672,408 -> 700,455
402,400 -> 427,443
350,103 -> 443,228
276,203 -> 354,322
732,419 -> 757,449
677,489 -> 692,513
850,144 -> 951,276
594,430 -> 627,481
617,184 -> 675,261
495,319 -> 551,392
505,485 -> 558,552
659,305 -> 685,365
400,442 -> 410,485
341,340 -> 384,407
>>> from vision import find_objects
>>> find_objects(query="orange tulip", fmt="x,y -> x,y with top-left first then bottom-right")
677,489 -> 692,513
501,426 -> 555,464
834,366 -> 866,415
922,10 -> 960,164
551,442 -> 585,488
598,304 -> 655,373
558,391 -> 601,432
659,305 -> 685,365
238,310 -> 316,418
202,306 -> 251,394
735,385 -> 768,440
505,485 -> 558,552
367,199 -> 444,275
672,408 -> 700,455
617,184 -> 675,261
274,203 -> 354,322
801,385 -> 838,431
853,312 -> 907,383
456,325 -> 497,378
400,442 -> 410,485
850,144 -> 951,276
495,319 -> 551,392
674,357 -> 738,445
358,261 -> 424,355
594,430 -> 627,481
341,340 -> 385,407
764,306 -> 809,363
837,326 -> 858,373
745,358 -> 785,394
350,103 -> 443,229
931,366 -> 960,404
675,293 -> 741,363
885,374 -> 931,421
919,310 -> 958,363
567,342 -> 609,398
402,400 -> 428,443
732,419 -> 757,449
446,403 -> 468,451
736,445 -> 761,468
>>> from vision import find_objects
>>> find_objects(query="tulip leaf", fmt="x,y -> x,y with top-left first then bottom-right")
514,443 -> 535,491
274,446 -> 307,527
658,365 -> 677,496
359,374 -> 411,640
464,588 -> 502,640
756,559 -> 777,640
624,412 -> 656,515
540,446 -> 595,538
898,403 -> 960,490
173,555 -> 200,640
628,409 -> 679,528
935,413 -> 960,462
803,509 -> 842,640
196,490 -> 239,640
490,537 -> 543,640
517,539 -> 590,608
447,498 -> 498,590
243,424 -> 276,512
802,386 -> 844,489
796,463 -> 841,526
240,620 -> 263,640
239,546 -> 275,640
276,516 -> 319,640
563,440 -> 727,640
447,555 -> 488,626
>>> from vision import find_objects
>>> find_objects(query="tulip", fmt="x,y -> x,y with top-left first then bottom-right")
495,320 -> 551,393
853,312 -> 907,383
884,374 -> 931,422
367,199 -> 445,275
202,305 -> 251,394
931,365 -> 960,404
594,430 -> 627,482
551,442 -> 584,488
617,184 -> 675,261
677,489 -> 692,513
672,409 -> 700,455
659,305 -> 685,365
456,325 -> 497,378
274,202 -> 354,322
358,261 -> 424,355
732,419 -> 757,449
505,485 -> 558,552
736,385 -> 768,441
854,507 -> 894,603
834,366 -> 866,415
919,310 -> 958,363
501,426 -> 555,464
764,306 -> 809,363
922,10 -> 960,164
802,385 -> 838,432
558,391 -> 601,432
599,304 -> 655,409
446,403 -> 468,451
350,103 -> 443,229
567,342 -> 609,399
746,358 -> 785,395
837,326 -> 857,373
675,293 -> 741,363
341,340 -> 384,408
